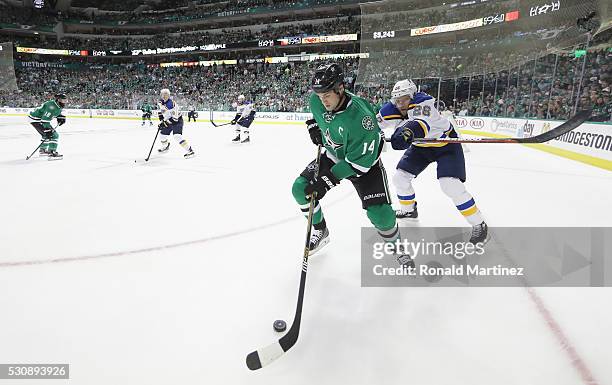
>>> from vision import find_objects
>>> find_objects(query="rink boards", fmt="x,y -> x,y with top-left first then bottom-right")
1,107 -> 611,170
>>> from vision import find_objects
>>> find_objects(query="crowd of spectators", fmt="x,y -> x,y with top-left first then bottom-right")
358,48 -> 611,122
71,0 -> 192,12
71,0 -> 340,13
0,3 -> 61,27
4,16 -> 359,53
1,48 -> 610,122
0,58 -> 358,111
75,0 -> 351,25
361,0 -> 515,32
1,0 -> 356,28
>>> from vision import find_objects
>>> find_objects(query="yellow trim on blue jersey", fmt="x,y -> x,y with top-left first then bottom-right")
399,199 -> 415,205
413,119 -> 447,147
414,119 -> 429,136
413,119 -> 451,148
414,143 -> 448,148
383,114 -> 403,119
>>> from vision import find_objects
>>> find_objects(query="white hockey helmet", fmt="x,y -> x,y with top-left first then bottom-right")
160,89 -> 171,99
391,79 -> 417,104
237,94 -> 245,101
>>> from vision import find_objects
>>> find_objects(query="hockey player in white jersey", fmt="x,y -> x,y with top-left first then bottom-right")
439,100 -> 470,153
231,95 -> 256,144
377,79 -> 488,244
157,89 -> 195,158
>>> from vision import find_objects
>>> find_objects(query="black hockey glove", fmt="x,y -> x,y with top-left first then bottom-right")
306,119 -> 323,146
231,113 -> 241,125
56,114 -> 66,126
158,120 -> 169,130
158,112 -> 164,121
304,170 -> 339,200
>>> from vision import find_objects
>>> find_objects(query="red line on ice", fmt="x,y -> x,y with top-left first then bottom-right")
526,287 -> 599,385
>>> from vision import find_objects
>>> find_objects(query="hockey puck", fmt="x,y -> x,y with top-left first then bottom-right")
273,320 -> 287,332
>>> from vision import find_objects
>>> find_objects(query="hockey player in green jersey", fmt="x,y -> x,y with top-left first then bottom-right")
28,93 -> 67,160
141,102 -> 153,126
291,63 -> 412,267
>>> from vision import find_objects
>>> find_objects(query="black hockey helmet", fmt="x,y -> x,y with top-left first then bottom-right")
311,63 -> 344,93
54,93 -> 67,107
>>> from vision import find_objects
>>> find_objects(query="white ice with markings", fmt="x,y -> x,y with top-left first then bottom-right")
0,116 -> 610,385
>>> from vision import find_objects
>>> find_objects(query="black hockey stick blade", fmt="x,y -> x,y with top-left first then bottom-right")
385,109 -> 591,144
516,109 -> 591,143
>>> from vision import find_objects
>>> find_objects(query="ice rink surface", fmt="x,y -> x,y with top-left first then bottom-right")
0,116 -> 610,385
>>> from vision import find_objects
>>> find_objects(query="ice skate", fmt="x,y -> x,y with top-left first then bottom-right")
469,221 -> 489,245
308,227 -> 330,256
396,202 -> 418,220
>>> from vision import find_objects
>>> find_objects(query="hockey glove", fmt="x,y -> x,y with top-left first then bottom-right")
390,122 -> 415,150
158,112 -> 164,121
158,120 -> 169,130
304,170 -> 339,200
231,113 -> 241,125
56,114 -> 66,126
306,119 -> 323,146
401,126 -> 414,143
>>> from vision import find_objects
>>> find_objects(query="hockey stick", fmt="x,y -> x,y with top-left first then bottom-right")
209,110 -> 232,127
144,127 -> 160,162
25,140 -> 45,160
246,144 -> 322,371
385,109 -> 591,144
26,122 -> 59,160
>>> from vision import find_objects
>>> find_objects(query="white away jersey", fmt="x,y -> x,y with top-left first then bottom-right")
158,98 -> 182,122
237,101 -> 254,117
377,92 -> 456,147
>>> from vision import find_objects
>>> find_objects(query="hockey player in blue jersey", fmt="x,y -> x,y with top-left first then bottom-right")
157,89 -> 195,159
231,95 -> 256,144
377,79 -> 488,244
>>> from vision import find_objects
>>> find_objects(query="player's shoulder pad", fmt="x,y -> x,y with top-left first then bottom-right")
47,100 -> 59,110
410,92 -> 433,106
379,102 -> 402,120
345,96 -> 378,132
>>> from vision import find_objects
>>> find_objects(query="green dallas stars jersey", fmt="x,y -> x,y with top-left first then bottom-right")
141,103 -> 153,113
28,100 -> 63,124
309,91 -> 385,180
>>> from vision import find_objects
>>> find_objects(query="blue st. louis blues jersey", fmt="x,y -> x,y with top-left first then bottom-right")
376,92 -> 457,148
